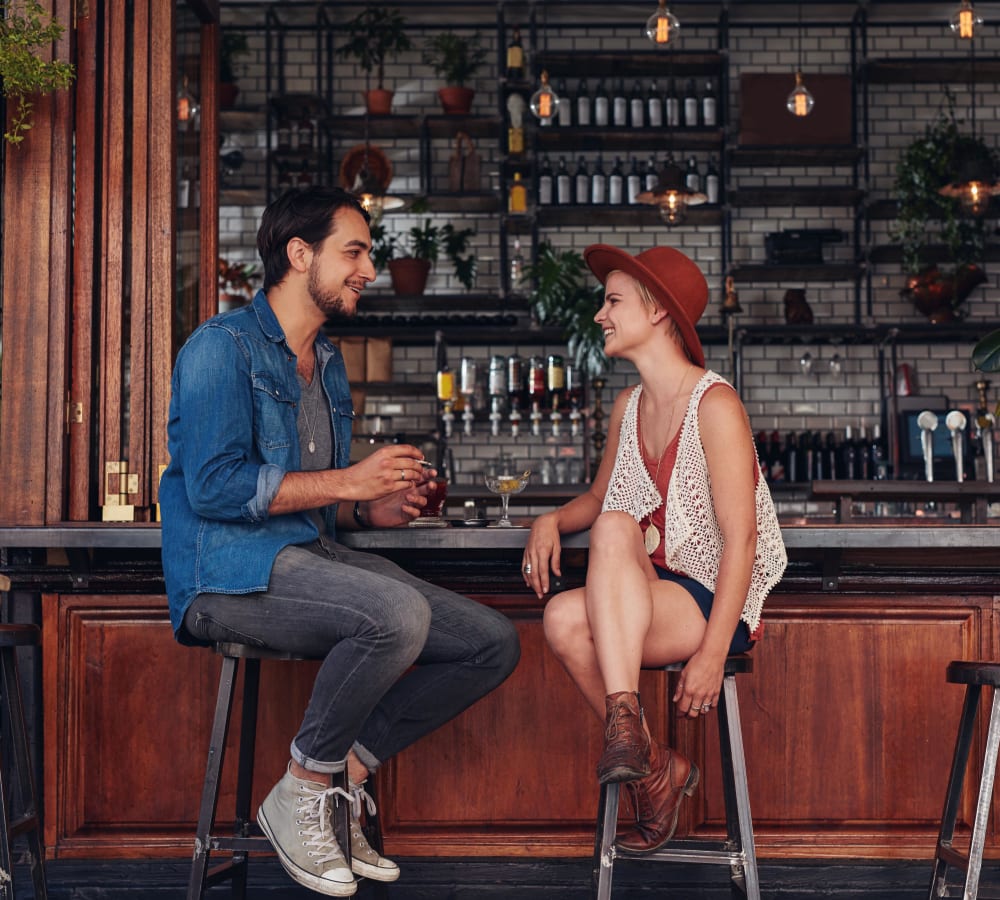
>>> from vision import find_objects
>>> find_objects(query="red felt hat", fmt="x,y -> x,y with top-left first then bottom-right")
583,244 -> 707,367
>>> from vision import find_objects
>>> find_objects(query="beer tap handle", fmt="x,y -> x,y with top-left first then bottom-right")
945,410 -> 967,483
917,410 -> 938,483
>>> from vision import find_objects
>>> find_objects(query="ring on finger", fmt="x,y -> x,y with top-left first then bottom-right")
701,703 -> 711,712
523,563 -> 532,575
399,469 -> 406,481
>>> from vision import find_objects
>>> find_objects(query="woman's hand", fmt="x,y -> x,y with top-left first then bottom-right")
522,511 -> 562,598
672,648 -> 726,718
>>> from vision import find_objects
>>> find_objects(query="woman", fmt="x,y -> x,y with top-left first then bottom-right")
523,244 -> 787,852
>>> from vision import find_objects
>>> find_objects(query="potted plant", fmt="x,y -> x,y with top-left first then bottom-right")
219,31 -> 250,109
422,31 -> 488,115
335,6 -> 412,115
0,0 -> 75,145
372,218 -> 477,296
526,242 -> 609,378
217,257 -> 260,311
892,97 -> 996,322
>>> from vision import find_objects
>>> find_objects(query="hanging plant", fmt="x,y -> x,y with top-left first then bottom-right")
0,0 -> 75,145
526,242 -> 609,378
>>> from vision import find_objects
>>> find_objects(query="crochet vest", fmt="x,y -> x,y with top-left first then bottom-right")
602,371 -> 787,632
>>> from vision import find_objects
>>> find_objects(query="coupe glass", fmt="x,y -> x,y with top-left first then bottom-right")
484,469 -> 531,527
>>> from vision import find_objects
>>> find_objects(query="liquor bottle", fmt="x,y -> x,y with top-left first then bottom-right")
704,156 -> 720,204
824,432 -> 839,479
629,80 -> 645,128
768,431 -> 786,484
510,238 -> 525,293
644,155 -> 659,191
684,156 -> 701,193
594,79 -> 610,127
647,80 -> 663,128
812,432 -> 826,480
509,172 -> 528,213
538,155 -> 554,205
800,430 -> 815,481
870,423 -> 889,479
612,79 -> 627,127
576,78 -> 591,126
627,157 -> 642,205
784,432 -> 800,483
556,80 -> 572,126
297,111 -> 314,152
755,431 -> 771,482
857,424 -> 872,480
702,79 -> 718,127
506,26 -> 525,80
841,425 -> 858,480
574,156 -> 590,204
556,156 -> 572,205
608,157 -> 624,204
591,155 -> 607,204
683,79 -> 699,127
547,354 -> 565,409
665,78 -> 680,127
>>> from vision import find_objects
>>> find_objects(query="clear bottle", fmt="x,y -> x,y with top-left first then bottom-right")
538,155 -> 554,205
768,431 -> 786,483
784,432 -> 800,483
612,78 -> 627,127
594,79 -> 610,127
556,79 -> 572,127
870,424 -> 889,479
591,155 -> 607,205
644,155 -> 659,191
556,156 -> 572,205
647,80 -> 663,128
704,156 -> 720,204
629,80 -> 645,128
858,424 -> 872,480
683,79 -> 698,127
576,78 -> 591,126
510,238 -> 525,292
627,157 -> 642,205
841,425 -> 858,480
665,79 -> 680,127
574,156 -> 590,204
684,155 -> 701,193
608,157 -> 624,205
702,79 -> 718,127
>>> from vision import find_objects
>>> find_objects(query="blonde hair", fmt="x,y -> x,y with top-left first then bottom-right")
610,269 -> 691,361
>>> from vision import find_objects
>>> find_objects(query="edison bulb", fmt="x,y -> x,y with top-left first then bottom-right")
786,72 -> 815,117
646,0 -> 680,47
950,1 -> 982,39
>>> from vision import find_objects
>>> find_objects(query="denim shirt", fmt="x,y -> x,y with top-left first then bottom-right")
160,290 -> 354,643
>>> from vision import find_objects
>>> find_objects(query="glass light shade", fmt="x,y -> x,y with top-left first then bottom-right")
529,71 -> 560,121
939,145 -> 1000,217
177,76 -> 200,125
950,1 -> 982,38
646,0 -> 680,47
637,160 -> 705,227
658,192 -> 687,226
786,72 -> 815,117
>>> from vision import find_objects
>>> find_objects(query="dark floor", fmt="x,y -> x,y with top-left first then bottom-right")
10,856 -> 990,899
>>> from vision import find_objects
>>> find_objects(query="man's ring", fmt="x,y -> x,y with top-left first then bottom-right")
523,563 -> 532,575
701,704 -> 711,712
399,469 -> 406,481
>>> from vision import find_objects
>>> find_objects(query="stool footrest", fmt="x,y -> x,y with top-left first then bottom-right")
206,835 -> 271,854
618,840 -> 748,867
934,842 -> 968,872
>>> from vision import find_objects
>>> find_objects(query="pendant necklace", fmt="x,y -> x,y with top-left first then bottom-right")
298,359 -> 319,454
641,368 -> 692,556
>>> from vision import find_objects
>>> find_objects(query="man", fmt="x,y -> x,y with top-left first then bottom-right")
160,187 -> 520,897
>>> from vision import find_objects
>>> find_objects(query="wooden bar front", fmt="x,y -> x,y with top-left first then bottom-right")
2,525 -> 998,860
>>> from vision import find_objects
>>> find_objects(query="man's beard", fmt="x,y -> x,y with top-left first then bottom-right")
307,261 -> 354,319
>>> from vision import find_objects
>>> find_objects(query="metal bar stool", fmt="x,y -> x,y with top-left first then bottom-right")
929,660 -> 1000,900
594,654 -> 757,900
187,641 -> 384,900
0,573 -> 46,900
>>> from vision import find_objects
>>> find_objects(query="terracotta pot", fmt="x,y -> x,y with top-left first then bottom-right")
388,258 -> 431,296
365,88 -> 394,115
901,263 -> 987,322
219,81 -> 239,109
437,86 -> 475,115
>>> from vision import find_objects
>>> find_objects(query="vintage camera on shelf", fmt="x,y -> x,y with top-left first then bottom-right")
765,228 -> 844,265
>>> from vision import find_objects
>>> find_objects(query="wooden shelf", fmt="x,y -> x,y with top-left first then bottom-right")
535,50 -> 722,79
729,263 -> 863,283
869,244 -> 1000,265
728,146 -> 862,167
730,187 -> 864,208
864,57 -> 1000,84
536,127 -> 723,154
536,205 -> 722,227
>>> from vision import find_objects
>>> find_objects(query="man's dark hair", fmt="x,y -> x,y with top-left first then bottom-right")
257,187 -> 370,291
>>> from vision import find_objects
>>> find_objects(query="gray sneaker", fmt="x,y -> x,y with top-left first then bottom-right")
258,767 -> 357,897
347,782 -> 400,882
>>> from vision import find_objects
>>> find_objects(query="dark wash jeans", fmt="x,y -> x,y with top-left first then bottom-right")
184,540 -> 521,774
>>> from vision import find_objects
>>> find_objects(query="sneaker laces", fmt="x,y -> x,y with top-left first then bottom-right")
347,781 -> 377,821
295,782 -> 353,867
345,781 -> 381,861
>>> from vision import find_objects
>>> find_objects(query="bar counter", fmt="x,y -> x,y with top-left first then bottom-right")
2,521 -> 1000,863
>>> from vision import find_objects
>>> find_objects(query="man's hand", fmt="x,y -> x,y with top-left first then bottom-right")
363,464 -> 437,527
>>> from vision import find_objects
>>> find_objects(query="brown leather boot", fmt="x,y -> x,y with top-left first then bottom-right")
596,691 -> 651,784
617,739 -> 699,852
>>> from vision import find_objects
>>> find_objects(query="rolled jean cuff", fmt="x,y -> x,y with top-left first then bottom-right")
290,740 -> 347,776
352,740 -> 381,774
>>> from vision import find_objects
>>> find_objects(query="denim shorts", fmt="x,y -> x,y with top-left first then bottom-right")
653,565 -> 755,654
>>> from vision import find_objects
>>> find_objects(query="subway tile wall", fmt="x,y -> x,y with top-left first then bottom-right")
218,9 -> 1000,491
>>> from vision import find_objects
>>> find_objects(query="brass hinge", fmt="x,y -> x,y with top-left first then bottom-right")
66,399 -> 83,429
102,460 -> 138,522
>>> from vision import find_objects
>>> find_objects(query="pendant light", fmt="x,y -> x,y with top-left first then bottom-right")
346,88 -> 404,224
786,4 -> 814,117
529,70 -> 560,122
938,30 -> 1000,216
636,156 -> 706,227
951,0 -> 983,39
645,0 -> 680,47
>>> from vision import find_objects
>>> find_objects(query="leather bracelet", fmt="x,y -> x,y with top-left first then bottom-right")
352,500 -> 369,529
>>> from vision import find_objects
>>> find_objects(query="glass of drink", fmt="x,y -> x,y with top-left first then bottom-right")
420,476 -> 448,521
484,468 -> 531,527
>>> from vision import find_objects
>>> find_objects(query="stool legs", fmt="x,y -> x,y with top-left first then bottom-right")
929,682 -> 1000,900
593,672 -> 758,900
0,644 -> 46,899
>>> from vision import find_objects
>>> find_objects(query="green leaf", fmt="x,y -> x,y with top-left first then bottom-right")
972,328 -> 1000,373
